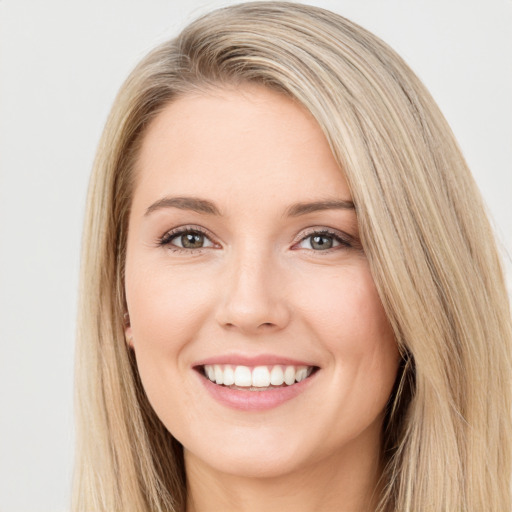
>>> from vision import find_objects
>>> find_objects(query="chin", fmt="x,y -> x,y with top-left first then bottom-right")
182,424 -> 317,479
188,446 -> 309,480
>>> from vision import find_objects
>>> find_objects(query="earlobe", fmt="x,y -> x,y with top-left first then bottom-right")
125,330 -> 134,349
124,312 -> 134,349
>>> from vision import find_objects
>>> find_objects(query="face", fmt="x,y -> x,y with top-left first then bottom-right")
125,85 -> 399,479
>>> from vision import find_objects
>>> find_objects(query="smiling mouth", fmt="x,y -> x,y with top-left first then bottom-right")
199,364 -> 318,391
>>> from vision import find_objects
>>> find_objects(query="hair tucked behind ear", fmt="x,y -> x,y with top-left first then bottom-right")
73,3 -> 512,511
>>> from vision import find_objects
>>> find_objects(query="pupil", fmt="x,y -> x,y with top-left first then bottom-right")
182,233 -> 204,248
311,235 -> 333,250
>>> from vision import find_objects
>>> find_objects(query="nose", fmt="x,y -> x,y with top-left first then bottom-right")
215,247 -> 291,335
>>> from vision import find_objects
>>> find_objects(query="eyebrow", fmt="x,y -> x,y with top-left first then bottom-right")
144,196 -> 355,217
285,199 -> 355,217
145,196 -> 221,216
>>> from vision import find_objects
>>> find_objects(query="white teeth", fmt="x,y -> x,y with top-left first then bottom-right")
270,365 -> 284,385
234,365 -> 252,387
203,364 -> 314,388
214,365 -> 224,385
252,366 -> 270,387
284,366 -> 296,385
296,367 -> 308,382
223,366 -> 235,386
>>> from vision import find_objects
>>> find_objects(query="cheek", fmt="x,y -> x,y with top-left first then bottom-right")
297,262 -> 394,350
298,263 -> 399,403
124,267 -> 210,427
338,267 -> 398,373
124,262 -> 216,406
126,262 -> 214,348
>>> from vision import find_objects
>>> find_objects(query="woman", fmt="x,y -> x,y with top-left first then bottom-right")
73,2 -> 512,511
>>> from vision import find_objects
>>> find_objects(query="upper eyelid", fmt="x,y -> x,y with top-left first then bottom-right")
293,227 -> 362,252
165,225 -> 211,236
294,226 -> 351,243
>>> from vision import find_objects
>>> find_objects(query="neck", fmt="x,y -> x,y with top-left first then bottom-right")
185,430 -> 384,512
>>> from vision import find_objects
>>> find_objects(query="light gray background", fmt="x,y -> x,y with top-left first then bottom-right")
0,1 -> 510,511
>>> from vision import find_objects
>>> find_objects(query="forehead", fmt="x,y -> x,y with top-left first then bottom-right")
133,85 -> 352,211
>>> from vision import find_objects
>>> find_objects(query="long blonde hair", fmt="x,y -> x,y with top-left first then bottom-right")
73,2 -> 512,511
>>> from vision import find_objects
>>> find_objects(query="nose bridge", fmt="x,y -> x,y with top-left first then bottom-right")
216,239 -> 289,333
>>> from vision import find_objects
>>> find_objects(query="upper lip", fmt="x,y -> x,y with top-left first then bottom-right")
193,353 -> 319,368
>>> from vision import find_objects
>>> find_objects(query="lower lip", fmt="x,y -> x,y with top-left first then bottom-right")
197,371 -> 317,411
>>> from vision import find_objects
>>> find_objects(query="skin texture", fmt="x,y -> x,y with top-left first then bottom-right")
124,85 -> 400,511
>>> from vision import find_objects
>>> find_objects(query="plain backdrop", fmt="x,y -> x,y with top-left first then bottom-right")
0,1 -> 510,510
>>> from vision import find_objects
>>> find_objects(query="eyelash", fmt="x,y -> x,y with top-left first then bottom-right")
293,229 -> 354,252
157,226 -> 355,253
158,226 -> 214,253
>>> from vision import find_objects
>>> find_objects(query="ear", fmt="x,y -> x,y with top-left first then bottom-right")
124,312 -> 134,349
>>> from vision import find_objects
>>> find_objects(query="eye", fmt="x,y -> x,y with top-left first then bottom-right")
160,228 -> 216,250
296,230 -> 349,251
